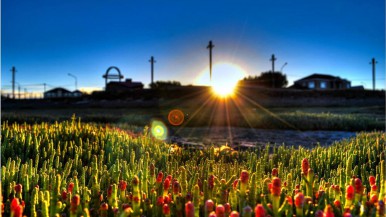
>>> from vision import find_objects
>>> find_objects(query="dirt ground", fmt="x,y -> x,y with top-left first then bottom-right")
169,127 -> 357,148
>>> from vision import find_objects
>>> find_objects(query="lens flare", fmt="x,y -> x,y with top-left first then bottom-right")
151,120 -> 168,140
194,62 -> 247,98
168,109 -> 185,126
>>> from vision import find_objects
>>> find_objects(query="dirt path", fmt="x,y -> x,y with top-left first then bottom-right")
169,127 -> 357,148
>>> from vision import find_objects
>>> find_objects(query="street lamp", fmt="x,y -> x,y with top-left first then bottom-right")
68,73 -> 78,90
280,62 -> 288,73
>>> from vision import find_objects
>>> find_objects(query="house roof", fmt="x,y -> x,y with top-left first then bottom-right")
108,81 -> 144,88
296,74 -> 339,82
44,87 -> 71,94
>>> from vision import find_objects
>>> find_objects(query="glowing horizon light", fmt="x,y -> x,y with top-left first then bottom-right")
194,62 -> 247,98
150,120 -> 168,140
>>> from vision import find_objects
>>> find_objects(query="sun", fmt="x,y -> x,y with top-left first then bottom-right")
195,62 -> 247,98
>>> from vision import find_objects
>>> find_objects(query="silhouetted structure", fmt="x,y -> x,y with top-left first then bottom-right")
269,54 -> 277,88
370,58 -> 377,90
44,88 -> 71,98
150,81 -> 181,89
106,79 -> 144,92
103,66 -> 124,89
293,74 -> 351,90
240,71 -> 288,88
11,66 -> 16,99
149,56 -> 156,86
207,41 -> 214,82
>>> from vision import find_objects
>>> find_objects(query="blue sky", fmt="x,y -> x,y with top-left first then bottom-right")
2,0 -> 385,94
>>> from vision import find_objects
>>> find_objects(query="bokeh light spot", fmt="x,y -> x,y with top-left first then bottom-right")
168,109 -> 185,126
151,120 -> 168,140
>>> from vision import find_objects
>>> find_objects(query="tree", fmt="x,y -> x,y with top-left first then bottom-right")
240,71 -> 288,88
150,81 -> 181,89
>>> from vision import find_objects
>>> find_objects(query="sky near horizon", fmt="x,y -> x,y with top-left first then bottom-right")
1,0 -> 385,94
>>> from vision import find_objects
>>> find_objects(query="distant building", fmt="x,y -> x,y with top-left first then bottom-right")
106,79 -> 144,92
293,74 -> 351,90
44,88 -> 83,99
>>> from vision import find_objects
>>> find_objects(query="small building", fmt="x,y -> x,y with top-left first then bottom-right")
106,79 -> 144,92
293,74 -> 351,90
72,90 -> 83,97
44,88 -> 83,99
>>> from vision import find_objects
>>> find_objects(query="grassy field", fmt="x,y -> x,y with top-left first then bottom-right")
2,105 -> 384,131
1,119 -> 385,216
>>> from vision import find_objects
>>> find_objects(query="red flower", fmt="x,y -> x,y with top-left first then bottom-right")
62,190 -> 68,200
14,184 -> 22,194
68,182 -> 74,193
343,213 -> 352,217
254,204 -> 265,217
71,195 -> 80,213
208,175 -> 215,190
132,176 -> 139,185
156,196 -> 164,206
346,185 -> 354,200
166,175 -> 172,181
122,203 -> 130,210
369,176 -> 376,186
370,194 -> 378,204
333,199 -> 341,209
294,192 -> 305,208
133,196 -> 140,203
71,195 -> 80,206
205,200 -> 214,213
371,185 -> 377,192
270,177 -> 281,196
315,210 -> 324,217
272,168 -> 278,177
164,178 -> 171,191
323,205 -> 334,217
156,171 -> 163,183
163,204 -> 170,215
100,202 -> 108,211
119,180 -> 127,191
185,201 -> 194,217
216,205 -> 225,217
233,179 -> 239,190
107,185 -> 113,198
10,198 -> 23,217
302,158 -> 309,176
164,195 -> 171,204
230,211 -> 239,217
224,203 -> 231,214
150,163 -> 155,176
286,196 -> 293,206
240,170 -> 249,184
354,178 -> 363,194
173,181 -> 180,194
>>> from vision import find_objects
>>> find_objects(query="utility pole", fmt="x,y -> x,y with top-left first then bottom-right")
43,83 -> 47,92
269,54 -> 277,88
11,66 -> 16,99
24,88 -> 27,99
369,58 -> 377,90
149,56 -> 156,87
207,41 -> 214,83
